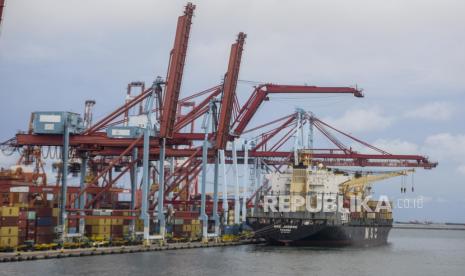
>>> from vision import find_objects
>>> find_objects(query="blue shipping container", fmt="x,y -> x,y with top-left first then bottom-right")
36,217 -> 53,226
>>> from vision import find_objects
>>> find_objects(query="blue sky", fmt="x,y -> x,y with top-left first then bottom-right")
1,0 -> 464,222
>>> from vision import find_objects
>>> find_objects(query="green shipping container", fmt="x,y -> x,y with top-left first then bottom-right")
27,211 -> 36,220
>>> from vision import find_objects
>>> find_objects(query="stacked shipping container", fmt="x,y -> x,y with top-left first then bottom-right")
85,217 -> 125,240
0,207 -> 19,247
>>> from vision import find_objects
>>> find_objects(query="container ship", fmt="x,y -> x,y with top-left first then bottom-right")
247,150 -> 408,246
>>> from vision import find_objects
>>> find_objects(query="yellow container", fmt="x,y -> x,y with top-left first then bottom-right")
183,224 -> 192,232
52,208 -> 60,217
123,225 -> 130,235
0,227 -> 18,237
136,219 -> 144,227
111,218 -> 123,225
366,212 -> 376,219
0,236 -> 18,247
86,218 -> 112,226
85,218 -> 95,225
91,225 -> 111,234
383,213 -> 393,220
90,234 -> 111,240
0,207 -> 19,217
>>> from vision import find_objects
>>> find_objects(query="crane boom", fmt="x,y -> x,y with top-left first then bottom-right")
232,84 -> 363,136
160,2 -> 195,138
216,32 -> 246,149
339,169 -> 414,196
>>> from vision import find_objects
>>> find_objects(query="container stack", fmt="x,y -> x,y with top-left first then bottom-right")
172,211 -> 201,239
85,217 -> 125,241
18,207 -> 28,245
223,224 -> 241,235
173,217 -> 184,237
85,217 -> 112,240
135,218 -> 144,232
35,207 -> 56,244
0,206 -> 19,248
364,200 -> 393,220
182,219 -> 201,238
122,212 -> 131,236
110,218 -> 124,240
26,210 -> 36,242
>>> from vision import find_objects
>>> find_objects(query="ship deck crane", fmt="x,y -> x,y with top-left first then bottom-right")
339,169 -> 414,197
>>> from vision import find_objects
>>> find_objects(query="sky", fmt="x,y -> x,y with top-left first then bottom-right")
0,0 -> 464,222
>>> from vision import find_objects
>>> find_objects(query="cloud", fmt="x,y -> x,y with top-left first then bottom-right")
372,139 -> 419,154
421,133 -> 465,173
423,133 -> 465,160
457,165 -> 465,175
0,153 -> 18,169
404,102 -> 455,121
324,107 -> 393,134
349,138 -> 419,155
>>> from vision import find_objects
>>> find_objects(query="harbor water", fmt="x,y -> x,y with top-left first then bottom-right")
1,228 -> 464,276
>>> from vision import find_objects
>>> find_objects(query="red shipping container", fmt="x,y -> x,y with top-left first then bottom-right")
68,219 -> 78,228
112,233 -> 124,239
18,219 -> 28,229
173,225 -> 183,233
36,226 -> 54,235
18,236 -> 26,245
85,225 -> 92,233
111,225 -> 123,234
19,211 -> 27,220
174,211 -> 198,219
36,234 -> 55,244
35,208 -> 53,217
18,228 -> 27,236
0,216 -> 18,226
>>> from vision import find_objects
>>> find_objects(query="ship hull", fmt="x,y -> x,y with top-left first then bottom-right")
247,218 -> 392,246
